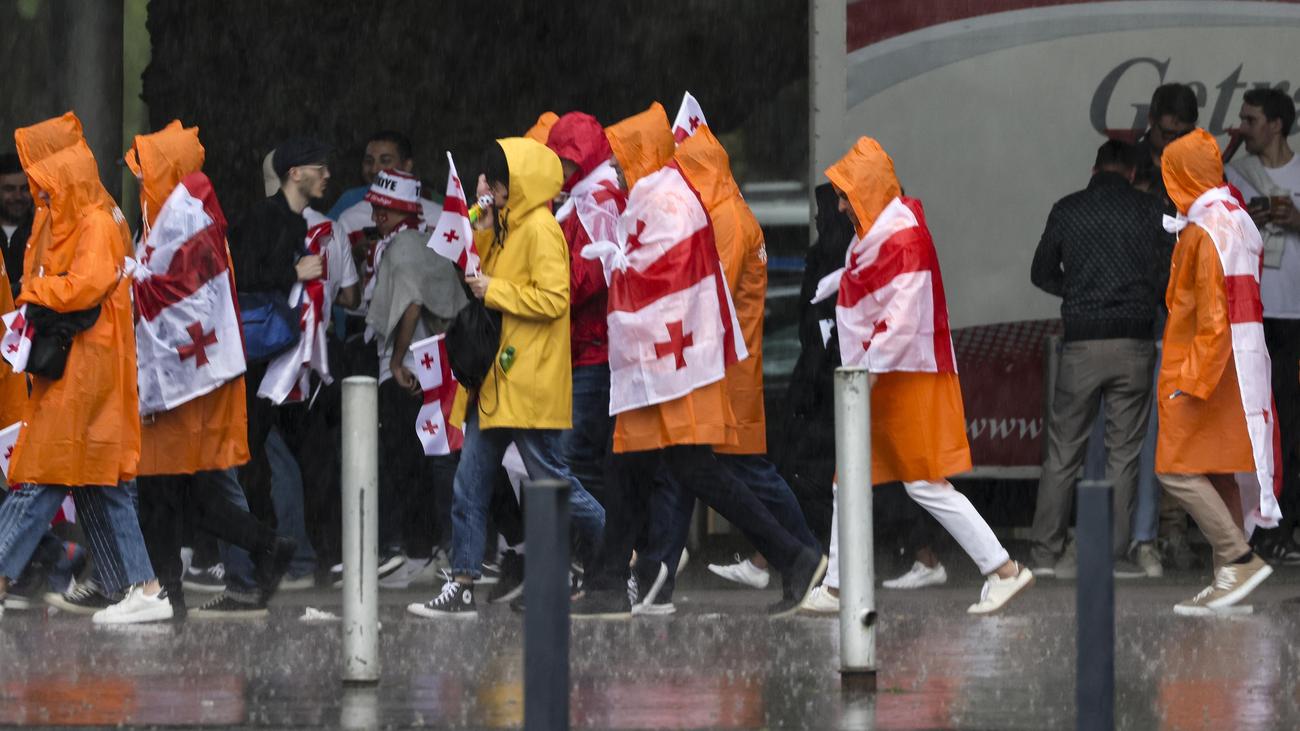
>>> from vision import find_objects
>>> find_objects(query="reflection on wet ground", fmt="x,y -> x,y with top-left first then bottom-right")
2,574 -> 1300,729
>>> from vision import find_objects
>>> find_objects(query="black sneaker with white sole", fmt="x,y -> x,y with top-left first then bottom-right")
571,588 -> 632,620
45,578 -> 119,615
190,591 -> 269,620
407,579 -> 477,618
629,562 -> 674,616
183,564 -> 226,593
331,552 -> 407,588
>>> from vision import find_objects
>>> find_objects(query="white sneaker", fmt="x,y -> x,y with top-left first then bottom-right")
92,585 -> 174,625
882,561 -> 948,589
967,564 -> 1035,615
380,557 -> 434,589
707,555 -> 770,589
798,584 -> 839,616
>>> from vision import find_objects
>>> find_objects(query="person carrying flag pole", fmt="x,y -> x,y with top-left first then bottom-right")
800,137 -> 1034,616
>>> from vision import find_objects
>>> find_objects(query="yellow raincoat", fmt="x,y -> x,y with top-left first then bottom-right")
1155,129 -> 1254,474
674,126 -> 768,455
826,137 -> 972,484
10,112 -> 140,487
127,120 -> 250,475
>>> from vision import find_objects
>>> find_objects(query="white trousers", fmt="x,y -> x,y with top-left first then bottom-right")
825,480 -> 1010,588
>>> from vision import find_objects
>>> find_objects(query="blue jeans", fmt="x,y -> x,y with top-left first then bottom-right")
212,468 -> 258,592
0,484 -> 153,593
267,428 -> 316,577
560,364 -> 613,503
451,410 -> 606,578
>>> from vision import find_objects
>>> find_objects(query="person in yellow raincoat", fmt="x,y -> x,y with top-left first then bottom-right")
125,121 -> 295,620
572,105 -> 826,620
800,137 -> 1032,616
0,112 -> 165,625
1156,129 -> 1273,615
407,137 -> 605,619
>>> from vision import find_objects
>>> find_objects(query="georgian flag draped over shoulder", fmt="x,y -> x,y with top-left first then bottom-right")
811,197 -> 957,375
1,306 -> 32,372
258,218 -> 333,405
582,164 -> 746,415
672,91 -> 709,144
428,152 -> 481,276
569,160 -> 625,245
410,333 -> 463,455
1173,186 -> 1283,533
133,173 -> 246,416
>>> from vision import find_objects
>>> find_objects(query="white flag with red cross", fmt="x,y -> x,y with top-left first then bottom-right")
409,333 -> 463,455
672,91 -> 709,144
258,218 -> 334,404
133,173 -> 246,416
0,421 -> 20,484
811,197 -> 958,375
0,305 -> 32,372
428,152 -> 481,276
582,164 -> 746,416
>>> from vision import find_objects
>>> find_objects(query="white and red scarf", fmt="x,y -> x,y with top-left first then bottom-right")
258,219 -> 333,404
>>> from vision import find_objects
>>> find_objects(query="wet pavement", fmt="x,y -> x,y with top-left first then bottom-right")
2,557 -> 1300,730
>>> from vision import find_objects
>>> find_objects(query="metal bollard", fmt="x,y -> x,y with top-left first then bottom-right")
1076,480 -> 1114,731
523,479 -> 571,731
341,376 -> 380,685
834,367 -> 876,687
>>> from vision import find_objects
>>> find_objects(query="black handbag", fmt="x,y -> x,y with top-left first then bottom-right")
445,294 -> 501,391
25,303 -> 102,380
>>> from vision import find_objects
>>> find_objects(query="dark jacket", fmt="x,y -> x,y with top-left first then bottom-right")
228,190 -> 305,296
1031,171 -> 1164,341
1,212 -> 31,297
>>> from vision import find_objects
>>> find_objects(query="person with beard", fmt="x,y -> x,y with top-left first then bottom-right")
0,153 -> 32,297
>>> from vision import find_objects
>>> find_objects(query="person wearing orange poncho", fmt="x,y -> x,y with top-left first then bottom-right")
0,113 -> 164,625
572,104 -> 825,620
1156,129 -> 1275,615
800,137 -> 1033,616
125,121 -> 295,621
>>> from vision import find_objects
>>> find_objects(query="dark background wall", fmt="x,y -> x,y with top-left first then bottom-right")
143,0 -> 807,220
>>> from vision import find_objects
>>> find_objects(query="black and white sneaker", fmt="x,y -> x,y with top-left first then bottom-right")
487,551 -> 524,604
45,578 -> 119,615
629,562 -> 674,616
477,560 -> 502,586
407,577 -> 477,619
331,552 -> 407,588
4,570 -> 42,611
183,564 -> 226,594
190,591 -> 268,620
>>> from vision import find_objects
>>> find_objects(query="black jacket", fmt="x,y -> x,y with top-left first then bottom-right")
228,191 -> 305,296
1031,171 -> 1165,341
1,212 -> 31,298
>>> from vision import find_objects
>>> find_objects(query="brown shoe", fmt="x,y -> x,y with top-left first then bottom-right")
1174,554 -> 1272,616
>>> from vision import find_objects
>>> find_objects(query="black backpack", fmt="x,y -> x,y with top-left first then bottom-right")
445,291 -> 502,391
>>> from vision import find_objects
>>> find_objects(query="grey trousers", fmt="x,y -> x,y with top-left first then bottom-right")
1031,338 -> 1155,563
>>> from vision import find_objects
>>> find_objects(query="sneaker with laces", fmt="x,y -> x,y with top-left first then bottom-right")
183,564 -> 226,594
407,577 -> 477,618
1135,542 -> 1164,578
92,584 -> 174,625
190,591 -> 269,620
769,550 -> 828,618
1174,555 -> 1272,616
629,562 -> 673,616
967,563 -> 1035,615
487,551 -> 524,604
798,584 -> 839,616
45,578 -> 118,615
882,561 -> 948,589
707,554 -> 770,589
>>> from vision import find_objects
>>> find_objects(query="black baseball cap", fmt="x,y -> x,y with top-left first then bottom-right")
272,137 -> 331,179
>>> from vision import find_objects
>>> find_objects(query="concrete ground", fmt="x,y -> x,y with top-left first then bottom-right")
2,545 -> 1300,730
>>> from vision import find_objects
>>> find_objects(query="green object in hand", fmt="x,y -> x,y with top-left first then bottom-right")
499,345 -> 517,373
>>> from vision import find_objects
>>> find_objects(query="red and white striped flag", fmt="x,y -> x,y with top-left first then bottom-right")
410,333 -> 463,455
428,152 -> 481,276
583,164 -> 746,415
671,91 -> 709,144
258,217 -> 333,404
1,306 -> 32,373
811,197 -> 957,375
133,173 -> 246,415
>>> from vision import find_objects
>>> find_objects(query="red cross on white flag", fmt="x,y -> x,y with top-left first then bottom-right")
671,91 -> 709,144
0,305 -> 33,373
409,332 -> 463,455
0,421 -> 21,485
428,152 -> 481,276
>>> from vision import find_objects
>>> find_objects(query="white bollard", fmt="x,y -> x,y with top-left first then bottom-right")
834,367 -> 876,686
341,376 -> 380,684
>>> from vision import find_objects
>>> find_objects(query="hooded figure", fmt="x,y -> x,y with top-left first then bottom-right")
524,112 -> 559,145
605,104 -> 737,452
10,112 -> 140,487
126,120 -> 250,475
1152,128 -> 1277,615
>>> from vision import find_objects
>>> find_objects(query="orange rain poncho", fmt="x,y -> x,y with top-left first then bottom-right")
126,121 -> 250,476
1155,129 -> 1255,474
524,112 -> 559,144
10,112 -> 140,487
609,104 -> 736,453
674,126 -> 768,455
825,138 -> 972,484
